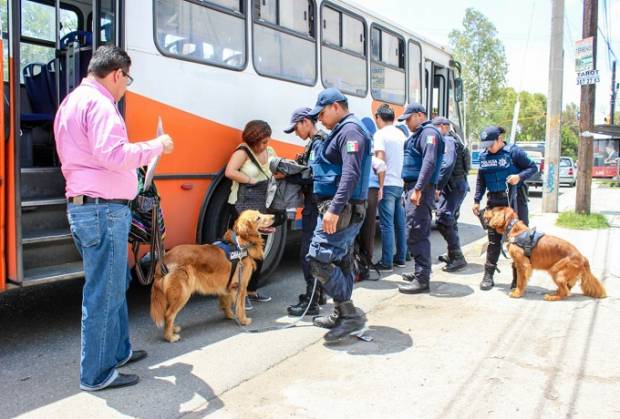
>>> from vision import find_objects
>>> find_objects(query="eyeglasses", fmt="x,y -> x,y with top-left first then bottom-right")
121,70 -> 134,86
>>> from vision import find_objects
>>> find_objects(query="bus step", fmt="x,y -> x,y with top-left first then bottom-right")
21,197 -> 66,208
22,228 -> 73,245
20,167 -> 65,200
23,262 -> 84,286
22,239 -> 81,271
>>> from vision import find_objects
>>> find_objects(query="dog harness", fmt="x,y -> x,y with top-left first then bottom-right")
501,218 -> 545,258
213,231 -> 248,288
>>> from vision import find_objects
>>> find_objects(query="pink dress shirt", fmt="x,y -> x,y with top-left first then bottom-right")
54,78 -> 163,200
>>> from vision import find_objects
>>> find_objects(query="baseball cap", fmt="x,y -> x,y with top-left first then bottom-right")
308,88 -> 348,117
284,107 -> 312,133
432,116 -> 451,126
480,126 -> 503,148
397,102 -> 427,121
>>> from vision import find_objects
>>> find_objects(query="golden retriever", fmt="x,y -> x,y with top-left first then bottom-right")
484,207 -> 607,301
150,210 -> 275,342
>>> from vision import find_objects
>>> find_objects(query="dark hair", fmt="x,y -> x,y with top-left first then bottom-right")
375,104 -> 395,122
242,120 -> 272,147
336,100 -> 349,111
87,45 -> 132,78
497,126 -> 507,135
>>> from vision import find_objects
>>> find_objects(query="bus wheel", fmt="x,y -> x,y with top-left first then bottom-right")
200,179 -> 287,286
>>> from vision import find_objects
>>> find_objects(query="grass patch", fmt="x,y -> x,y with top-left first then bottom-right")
556,212 -> 609,230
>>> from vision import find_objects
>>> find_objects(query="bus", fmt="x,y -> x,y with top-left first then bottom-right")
0,0 -> 464,292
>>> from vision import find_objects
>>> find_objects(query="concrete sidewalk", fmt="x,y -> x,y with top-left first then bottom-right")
12,214 -> 620,419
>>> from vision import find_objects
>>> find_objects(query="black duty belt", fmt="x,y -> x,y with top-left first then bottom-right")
404,182 -> 434,191
68,196 -> 130,206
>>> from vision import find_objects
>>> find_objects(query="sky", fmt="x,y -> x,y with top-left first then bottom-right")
349,0 -> 620,122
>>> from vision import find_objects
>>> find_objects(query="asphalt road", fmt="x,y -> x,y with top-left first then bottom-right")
0,175 -> 586,417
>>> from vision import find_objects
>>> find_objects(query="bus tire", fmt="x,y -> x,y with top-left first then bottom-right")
200,178 -> 286,286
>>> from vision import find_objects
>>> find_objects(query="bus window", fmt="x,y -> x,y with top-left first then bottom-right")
20,0 -> 79,82
447,70 -> 461,128
320,4 -> 366,97
432,73 -> 445,117
408,40 -> 422,103
154,0 -> 246,70
369,24 -> 405,105
253,0 -> 316,85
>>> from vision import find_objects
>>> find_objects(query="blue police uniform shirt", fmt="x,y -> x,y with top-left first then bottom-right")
402,120 -> 445,189
437,134 -> 457,190
474,143 -> 538,203
312,113 -> 371,215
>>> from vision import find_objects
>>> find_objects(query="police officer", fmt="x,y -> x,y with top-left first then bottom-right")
397,103 -> 445,294
284,107 -> 328,317
473,126 -> 538,290
305,88 -> 372,341
433,117 -> 470,272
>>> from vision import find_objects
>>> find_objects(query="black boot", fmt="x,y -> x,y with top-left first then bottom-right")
438,253 -> 450,264
480,263 -> 497,291
313,306 -> 339,329
398,277 -> 430,294
318,286 -> 327,305
443,249 -> 467,272
324,301 -> 367,341
287,283 -> 320,316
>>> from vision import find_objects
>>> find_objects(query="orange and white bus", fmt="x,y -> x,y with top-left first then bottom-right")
0,0 -> 464,291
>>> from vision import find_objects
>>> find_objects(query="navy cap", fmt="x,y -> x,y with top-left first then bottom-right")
397,102 -> 427,121
480,126 -> 503,148
284,107 -> 312,133
432,116 -> 451,126
308,88 -> 347,117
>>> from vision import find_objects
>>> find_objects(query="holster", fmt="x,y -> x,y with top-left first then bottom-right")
318,200 -> 366,232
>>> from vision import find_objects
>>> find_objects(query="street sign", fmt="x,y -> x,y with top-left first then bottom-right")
576,69 -> 600,85
575,37 -> 594,73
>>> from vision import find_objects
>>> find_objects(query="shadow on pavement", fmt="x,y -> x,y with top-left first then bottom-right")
322,325 -> 413,355
431,281 -> 474,298
101,362 -> 223,417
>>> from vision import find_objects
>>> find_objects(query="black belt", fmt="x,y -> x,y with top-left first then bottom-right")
404,182 -> 434,191
68,196 -> 130,206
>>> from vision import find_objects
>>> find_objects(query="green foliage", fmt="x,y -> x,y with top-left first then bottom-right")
556,212 -> 609,229
561,103 -> 579,159
449,8 -> 508,141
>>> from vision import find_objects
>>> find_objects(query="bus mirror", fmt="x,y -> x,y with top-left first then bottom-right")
455,78 -> 463,102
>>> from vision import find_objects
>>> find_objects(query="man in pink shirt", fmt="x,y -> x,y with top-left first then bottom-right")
54,45 -> 173,391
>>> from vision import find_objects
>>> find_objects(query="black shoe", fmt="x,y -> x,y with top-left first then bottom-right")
287,289 -> 320,317
122,350 -> 147,366
401,272 -> 417,282
392,256 -> 406,268
443,250 -> 467,272
313,307 -> 339,329
398,278 -> 430,294
480,263 -> 496,291
372,262 -> 393,273
324,301 -> 367,342
438,253 -> 450,264
105,373 -> 140,390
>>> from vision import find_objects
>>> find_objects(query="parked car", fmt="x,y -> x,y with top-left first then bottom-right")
525,151 -> 543,190
559,156 -> 577,187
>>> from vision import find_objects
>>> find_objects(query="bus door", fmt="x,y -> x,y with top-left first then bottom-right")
432,64 -> 448,119
92,0 -> 121,48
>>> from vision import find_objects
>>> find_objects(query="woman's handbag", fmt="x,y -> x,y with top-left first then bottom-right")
129,167 -> 167,285
234,145 -> 271,213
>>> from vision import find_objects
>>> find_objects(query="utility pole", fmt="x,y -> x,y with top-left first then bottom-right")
543,0 -> 564,212
611,60 -> 617,124
575,0 -> 597,214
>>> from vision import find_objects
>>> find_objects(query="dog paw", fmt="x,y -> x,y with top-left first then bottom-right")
165,334 -> 181,343
224,311 -> 234,320
240,318 -> 252,326
544,294 -> 562,301
509,290 -> 522,298
173,325 -> 181,333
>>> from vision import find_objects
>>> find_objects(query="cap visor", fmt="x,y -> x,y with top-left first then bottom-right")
397,113 -> 411,122
479,140 -> 495,149
283,123 -> 296,134
308,105 -> 324,117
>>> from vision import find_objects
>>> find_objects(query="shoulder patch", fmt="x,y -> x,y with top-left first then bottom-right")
426,135 -> 436,145
346,140 -> 360,153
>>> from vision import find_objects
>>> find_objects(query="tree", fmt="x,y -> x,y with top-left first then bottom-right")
561,103 -> 579,159
449,8 -> 508,141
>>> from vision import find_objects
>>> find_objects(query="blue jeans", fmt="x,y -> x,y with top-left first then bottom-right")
379,186 -> 407,266
306,214 -> 364,303
67,202 -> 133,391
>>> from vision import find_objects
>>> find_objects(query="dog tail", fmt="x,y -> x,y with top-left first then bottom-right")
150,272 -> 166,328
581,260 -> 607,298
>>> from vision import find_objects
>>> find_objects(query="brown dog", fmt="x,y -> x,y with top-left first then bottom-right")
150,210 -> 275,342
484,207 -> 607,301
